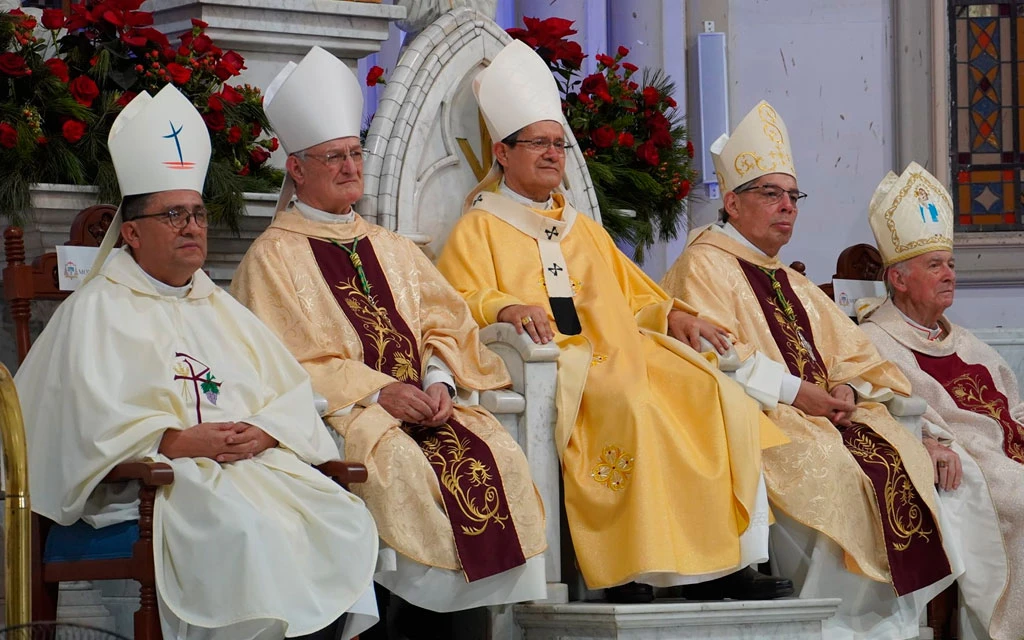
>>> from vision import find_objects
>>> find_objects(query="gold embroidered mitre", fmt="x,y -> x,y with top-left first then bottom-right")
711,100 -> 797,193
868,161 -> 953,266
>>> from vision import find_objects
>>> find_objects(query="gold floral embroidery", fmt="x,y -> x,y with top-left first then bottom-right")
537,275 -> 582,294
418,424 -> 510,536
734,103 -> 793,178
844,427 -> 933,551
591,353 -> 608,366
948,372 -> 1024,463
591,445 -> 634,491
337,277 -> 420,382
765,297 -> 827,387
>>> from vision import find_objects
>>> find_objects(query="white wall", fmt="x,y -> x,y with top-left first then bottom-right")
947,286 -> 1024,330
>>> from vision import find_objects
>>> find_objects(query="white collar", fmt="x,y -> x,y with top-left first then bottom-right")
140,266 -> 192,298
294,199 -> 356,223
713,221 -> 772,258
499,179 -> 554,210
894,303 -> 943,341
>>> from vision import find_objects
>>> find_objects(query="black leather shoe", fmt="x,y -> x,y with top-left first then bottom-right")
679,567 -> 794,600
605,581 -> 655,603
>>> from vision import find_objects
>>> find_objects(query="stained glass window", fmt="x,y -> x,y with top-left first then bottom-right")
950,1 -> 1024,231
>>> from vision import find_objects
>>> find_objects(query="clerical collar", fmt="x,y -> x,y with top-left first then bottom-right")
894,304 -> 943,341
499,180 -> 554,210
714,221 -> 771,258
294,199 -> 355,224
140,266 -> 192,298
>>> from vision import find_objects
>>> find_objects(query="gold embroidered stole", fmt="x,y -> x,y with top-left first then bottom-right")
307,236 -> 527,580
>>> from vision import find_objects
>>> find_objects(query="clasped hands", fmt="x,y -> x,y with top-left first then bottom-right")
378,381 -> 453,427
793,381 -> 857,427
159,422 -> 278,463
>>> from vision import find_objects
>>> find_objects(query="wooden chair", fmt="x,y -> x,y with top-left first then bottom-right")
794,243 -> 960,640
4,206 -> 368,639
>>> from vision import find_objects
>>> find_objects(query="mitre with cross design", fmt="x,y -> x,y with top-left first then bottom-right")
868,161 -> 954,267
711,100 -> 797,194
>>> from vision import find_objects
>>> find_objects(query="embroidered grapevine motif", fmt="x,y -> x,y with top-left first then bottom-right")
336,277 -> 420,382
173,353 -> 222,423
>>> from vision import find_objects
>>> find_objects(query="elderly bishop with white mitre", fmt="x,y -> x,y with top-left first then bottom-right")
232,46 -> 547,625
859,162 -> 1024,640
15,84 -> 379,639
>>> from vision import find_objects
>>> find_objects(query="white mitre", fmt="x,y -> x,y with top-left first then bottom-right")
711,100 -> 797,193
868,161 -> 953,267
465,39 -> 566,209
264,46 -> 363,211
85,84 -> 211,284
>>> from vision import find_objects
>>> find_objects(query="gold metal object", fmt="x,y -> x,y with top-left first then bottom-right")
0,363 -> 31,626
520,316 -> 533,326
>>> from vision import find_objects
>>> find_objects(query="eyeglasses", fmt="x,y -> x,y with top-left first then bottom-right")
298,148 -> 366,167
736,183 -> 808,205
510,138 -> 574,154
131,207 -> 209,229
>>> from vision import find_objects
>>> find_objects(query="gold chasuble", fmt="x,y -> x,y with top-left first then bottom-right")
437,192 -> 787,589
663,228 -> 952,594
233,210 -> 545,579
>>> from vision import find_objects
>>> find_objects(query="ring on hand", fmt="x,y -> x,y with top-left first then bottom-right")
521,316 -> 533,326
936,460 -> 947,468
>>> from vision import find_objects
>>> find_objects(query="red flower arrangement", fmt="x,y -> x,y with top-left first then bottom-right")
0,3 -> 282,227
508,17 -> 698,262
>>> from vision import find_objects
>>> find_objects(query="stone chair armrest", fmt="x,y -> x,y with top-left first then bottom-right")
101,461 -> 174,486
481,389 -> 526,415
480,323 -> 560,363
882,394 -> 927,418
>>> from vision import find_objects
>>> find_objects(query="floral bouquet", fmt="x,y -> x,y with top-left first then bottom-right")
0,0 -> 281,229
508,17 -> 697,262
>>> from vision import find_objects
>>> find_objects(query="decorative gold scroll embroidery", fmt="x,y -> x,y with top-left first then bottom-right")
949,372 -> 1024,462
336,277 -> 420,382
590,445 -> 634,491
734,103 -> 792,178
765,296 -> 827,388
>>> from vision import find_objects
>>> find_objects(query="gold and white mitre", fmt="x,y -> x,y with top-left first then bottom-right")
85,84 -> 211,284
868,161 -> 953,266
711,100 -> 797,193
264,46 -> 363,210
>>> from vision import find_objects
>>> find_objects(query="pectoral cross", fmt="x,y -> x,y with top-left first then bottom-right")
472,194 -> 484,207
548,263 -> 564,277
545,226 -> 559,240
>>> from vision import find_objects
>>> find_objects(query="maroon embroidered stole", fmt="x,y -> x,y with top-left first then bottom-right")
309,236 -> 526,581
913,351 -> 1024,464
739,260 -> 951,595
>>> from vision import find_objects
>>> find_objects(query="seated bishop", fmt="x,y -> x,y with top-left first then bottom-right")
14,85 -> 379,640
436,39 -> 792,603
661,101 -> 963,638
231,47 -> 548,628
859,162 -> 1024,640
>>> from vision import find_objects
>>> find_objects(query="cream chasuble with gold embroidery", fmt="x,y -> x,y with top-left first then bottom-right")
863,299 -> 1024,640
437,191 -> 788,590
663,229 -> 955,593
232,209 -> 547,610
16,248 -> 379,640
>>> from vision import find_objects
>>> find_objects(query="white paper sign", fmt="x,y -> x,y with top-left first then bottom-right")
56,245 -> 102,291
832,278 -> 886,317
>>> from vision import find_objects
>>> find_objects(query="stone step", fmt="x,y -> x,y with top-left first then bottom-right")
514,597 -> 842,639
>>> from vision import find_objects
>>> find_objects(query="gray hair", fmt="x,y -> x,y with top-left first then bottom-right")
883,261 -> 911,299
720,177 -> 759,223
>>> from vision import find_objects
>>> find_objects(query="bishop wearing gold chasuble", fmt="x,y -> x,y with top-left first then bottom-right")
232,47 -> 547,620
436,40 -> 792,603
662,102 -> 961,639
859,162 -> 1024,640
15,85 -> 379,640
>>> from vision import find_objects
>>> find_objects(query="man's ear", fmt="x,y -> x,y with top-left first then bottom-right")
120,221 -> 142,250
887,267 -> 908,294
723,191 -> 741,219
285,155 -> 304,186
493,142 -> 509,169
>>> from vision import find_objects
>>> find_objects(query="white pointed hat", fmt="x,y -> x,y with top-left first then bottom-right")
868,161 -> 953,266
84,84 -> 211,284
264,46 -> 363,211
711,100 -> 797,193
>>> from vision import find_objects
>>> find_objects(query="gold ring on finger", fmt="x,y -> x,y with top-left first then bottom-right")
521,316 -> 533,326
936,460 -> 947,468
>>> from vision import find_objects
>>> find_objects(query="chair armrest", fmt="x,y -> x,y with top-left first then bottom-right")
316,461 -> 368,485
101,462 -> 174,486
699,337 -> 741,372
480,389 -> 526,415
883,394 -> 927,418
480,322 -> 560,363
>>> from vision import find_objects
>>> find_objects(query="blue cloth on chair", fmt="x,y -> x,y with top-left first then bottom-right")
43,520 -> 139,563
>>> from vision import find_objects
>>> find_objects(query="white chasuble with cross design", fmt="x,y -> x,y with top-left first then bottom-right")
16,248 -> 379,640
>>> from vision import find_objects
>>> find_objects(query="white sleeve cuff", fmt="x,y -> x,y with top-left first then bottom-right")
355,390 -> 381,408
727,351 -> 791,411
422,355 -> 456,394
846,377 -> 895,403
779,372 -> 802,405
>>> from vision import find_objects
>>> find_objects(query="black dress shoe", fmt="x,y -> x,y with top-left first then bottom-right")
605,581 -> 655,603
679,567 -> 794,601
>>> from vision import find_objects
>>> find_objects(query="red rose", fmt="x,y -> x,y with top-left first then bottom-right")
636,140 -> 659,166
207,94 -> 224,111
266,137 -> 279,152
643,86 -> 660,107
125,11 -> 153,27
213,50 -> 245,80
251,122 -> 262,137
676,179 -> 691,200
226,125 -> 242,144
167,62 -> 192,85
617,45 -> 630,58
0,53 -> 31,78
179,32 -> 194,48
686,140 -> 694,158
622,62 -> 638,73
41,8 -> 66,30
44,58 -> 69,82
617,132 -> 634,147
591,125 -> 616,149
203,111 -> 225,131
579,72 -> 608,97
192,34 -> 212,53
550,40 -> 584,69
594,89 -> 613,104
0,123 -> 17,149
505,27 -> 537,48
522,16 -> 576,42
627,81 -> 639,91
366,65 -> 385,87
237,164 -> 251,176
191,18 -> 208,28
61,119 -> 87,143
595,53 -> 616,68
220,84 -> 244,104
249,146 -> 271,165
667,97 -> 677,108
116,90 -> 138,107
68,75 -> 100,107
